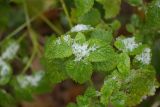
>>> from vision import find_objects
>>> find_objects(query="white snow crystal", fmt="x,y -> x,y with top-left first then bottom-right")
55,35 -> 72,45
17,72 -> 44,88
72,42 -> 98,61
1,42 -> 20,60
122,37 -> 140,52
70,24 -> 93,32
0,58 -> 10,77
63,35 -> 70,42
135,48 -> 151,65
55,37 -> 61,45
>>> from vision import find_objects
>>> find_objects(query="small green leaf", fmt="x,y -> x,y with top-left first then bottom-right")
74,0 -> 94,17
91,28 -> 113,43
44,37 -> 72,59
126,24 -> 135,33
66,60 -> 93,83
75,32 -> 86,43
110,20 -> 121,31
93,54 -> 118,73
88,45 -> 116,62
78,8 -> 101,26
54,42 -> 72,58
42,58 -> 67,84
117,53 -> 130,76
96,0 -> 121,19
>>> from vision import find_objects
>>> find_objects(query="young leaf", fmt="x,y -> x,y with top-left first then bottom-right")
66,60 -> 93,84
75,32 -> 86,44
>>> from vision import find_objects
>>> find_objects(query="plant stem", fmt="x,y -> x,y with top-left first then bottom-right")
0,16 -> 37,46
39,13 -> 63,35
22,0 -> 38,74
17,32 -> 26,43
60,0 -> 73,28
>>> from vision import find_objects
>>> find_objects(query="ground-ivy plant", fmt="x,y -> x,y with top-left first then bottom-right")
0,0 -> 160,107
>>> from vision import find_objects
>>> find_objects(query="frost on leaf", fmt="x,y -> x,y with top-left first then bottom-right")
72,42 -> 98,61
115,36 -> 141,53
122,37 -> 140,52
70,24 -> 93,32
0,58 -> 12,85
55,35 -> 72,45
1,42 -> 20,60
17,72 -> 44,88
135,48 -> 151,65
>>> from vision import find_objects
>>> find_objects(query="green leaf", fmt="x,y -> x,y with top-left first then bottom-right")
88,45 -> 116,62
0,90 -> 16,107
93,54 -> 118,73
122,68 -> 158,106
126,24 -> 135,33
0,59 -> 12,85
100,75 -> 121,105
96,0 -> 121,19
114,36 -> 142,55
66,60 -> 93,83
75,32 -> 86,43
117,53 -> 130,76
54,42 -> 72,59
42,58 -> 67,84
78,8 -> 101,26
145,0 -> 160,30
44,37 -> 72,59
91,28 -> 113,43
74,0 -> 94,17
111,92 -> 126,107
110,20 -> 121,31
11,77 -> 33,101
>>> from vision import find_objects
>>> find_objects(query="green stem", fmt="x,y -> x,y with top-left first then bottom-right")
22,0 -> 38,74
17,32 -> 26,43
60,0 -> 73,28
0,16 -> 37,46
39,13 -> 63,35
